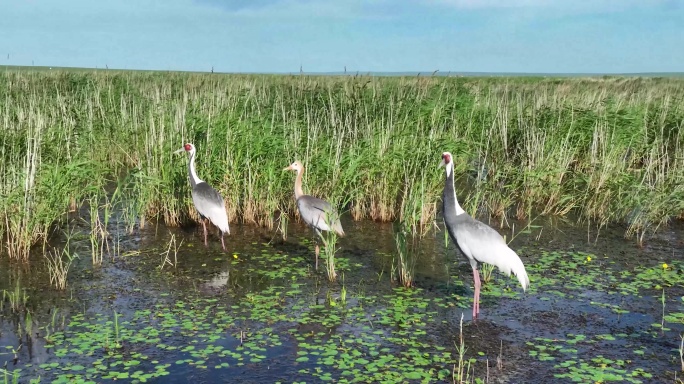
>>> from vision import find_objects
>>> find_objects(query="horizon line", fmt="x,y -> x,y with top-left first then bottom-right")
2,64 -> 683,78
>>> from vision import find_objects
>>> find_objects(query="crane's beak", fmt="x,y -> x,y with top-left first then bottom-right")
438,158 -> 446,168
173,148 -> 185,154
282,165 -> 293,171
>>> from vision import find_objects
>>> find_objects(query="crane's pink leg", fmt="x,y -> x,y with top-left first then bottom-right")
202,219 -> 208,246
220,232 -> 226,251
472,266 -> 481,319
315,244 -> 320,271
477,271 -> 481,316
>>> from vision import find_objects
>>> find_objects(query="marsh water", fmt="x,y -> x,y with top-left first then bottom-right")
1,207 -> 683,383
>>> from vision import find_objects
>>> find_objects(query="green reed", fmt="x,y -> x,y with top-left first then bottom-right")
318,202 -> 346,282
2,279 -> 28,313
320,230 -> 339,283
393,222 -> 418,288
453,313 -> 477,383
0,368 -> 20,384
1,71 -> 683,261
44,228 -> 78,290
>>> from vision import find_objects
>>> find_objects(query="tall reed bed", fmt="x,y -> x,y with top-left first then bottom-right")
1,71 -> 683,261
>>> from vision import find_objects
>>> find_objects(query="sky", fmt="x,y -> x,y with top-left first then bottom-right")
0,0 -> 682,74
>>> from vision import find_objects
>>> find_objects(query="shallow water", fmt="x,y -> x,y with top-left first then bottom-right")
1,212 -> 683,383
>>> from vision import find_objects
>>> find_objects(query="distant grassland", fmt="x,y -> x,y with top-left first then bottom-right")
1,70 -> 683,260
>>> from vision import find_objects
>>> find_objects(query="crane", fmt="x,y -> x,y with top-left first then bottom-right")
283,160 -> 345,270
175,143 -> 230,250
439,151 -> 530,319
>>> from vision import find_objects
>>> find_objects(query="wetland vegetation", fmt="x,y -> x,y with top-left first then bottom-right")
1,70 -> 683,382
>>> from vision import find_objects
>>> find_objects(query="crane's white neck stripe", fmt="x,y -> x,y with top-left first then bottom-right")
453,189 -> 465,215
445,162 -> 465,215
189,151 -> 204,185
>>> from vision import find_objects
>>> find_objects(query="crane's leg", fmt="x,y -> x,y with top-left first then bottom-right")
313,228 -> 324,271
202,219 -> 208,247
315,244 -> 320,271
220,231 -> 226,251
472,266 -> 481,319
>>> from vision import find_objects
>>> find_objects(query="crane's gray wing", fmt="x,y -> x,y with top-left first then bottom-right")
191,182 -> 230,233
452,216 -> 529,290
297,195 -> 345,236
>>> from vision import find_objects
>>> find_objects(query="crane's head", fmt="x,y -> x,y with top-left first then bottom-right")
439,152 -> 454,176
439,152 -> 453,167
174,143 -> 196,155
283,160 -> 303,173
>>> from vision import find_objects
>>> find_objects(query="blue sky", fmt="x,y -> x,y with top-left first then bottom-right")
0,0 -> 682,73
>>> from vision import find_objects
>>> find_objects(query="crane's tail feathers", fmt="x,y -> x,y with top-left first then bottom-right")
217,222 -> 230,235
514,264 -> 530,291
324,211 -> 345,238
500,248 -> 530,291
333,223 -> 345,237
214,210 -> 230,235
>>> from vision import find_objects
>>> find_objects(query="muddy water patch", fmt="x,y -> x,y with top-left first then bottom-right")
1,217 -> 684,383
476,246 -> 684,383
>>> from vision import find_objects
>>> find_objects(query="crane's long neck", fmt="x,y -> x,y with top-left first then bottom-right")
188,151 -> 203,188
443,162 -> 465,216
294,167 -> 305,199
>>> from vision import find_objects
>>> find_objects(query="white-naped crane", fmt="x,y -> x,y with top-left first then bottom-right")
439,151 -> 530,319
283,160 -> 345,270
175,143 -> 230,250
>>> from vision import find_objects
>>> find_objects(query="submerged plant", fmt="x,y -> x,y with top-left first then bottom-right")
277,213 -> 289,241
88,193 -> 111,266
680,333 -> 683,373
44,229 -> 78,290
24,310 -> 33,339
661,288 -> 667,332
319,209 -> 342,282
453,313 -> 477,383
159,233 -> 183,270
0,368 -> 20,384
103,310 -> 124,352
2,279 -> 28,313
393,222 -> 418,288
480,263 -> 495,285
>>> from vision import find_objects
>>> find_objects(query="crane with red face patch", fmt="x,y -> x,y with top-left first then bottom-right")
439,151 -> 530,319
175,143 -> 230,250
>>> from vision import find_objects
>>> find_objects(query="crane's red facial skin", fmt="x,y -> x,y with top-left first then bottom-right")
184,143 -> 192,151
442,153 -> 451,164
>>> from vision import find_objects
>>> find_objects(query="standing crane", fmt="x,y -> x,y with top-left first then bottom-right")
283,160 -> 345,270
439,151 -> 530,319
175,143 -> 230,250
